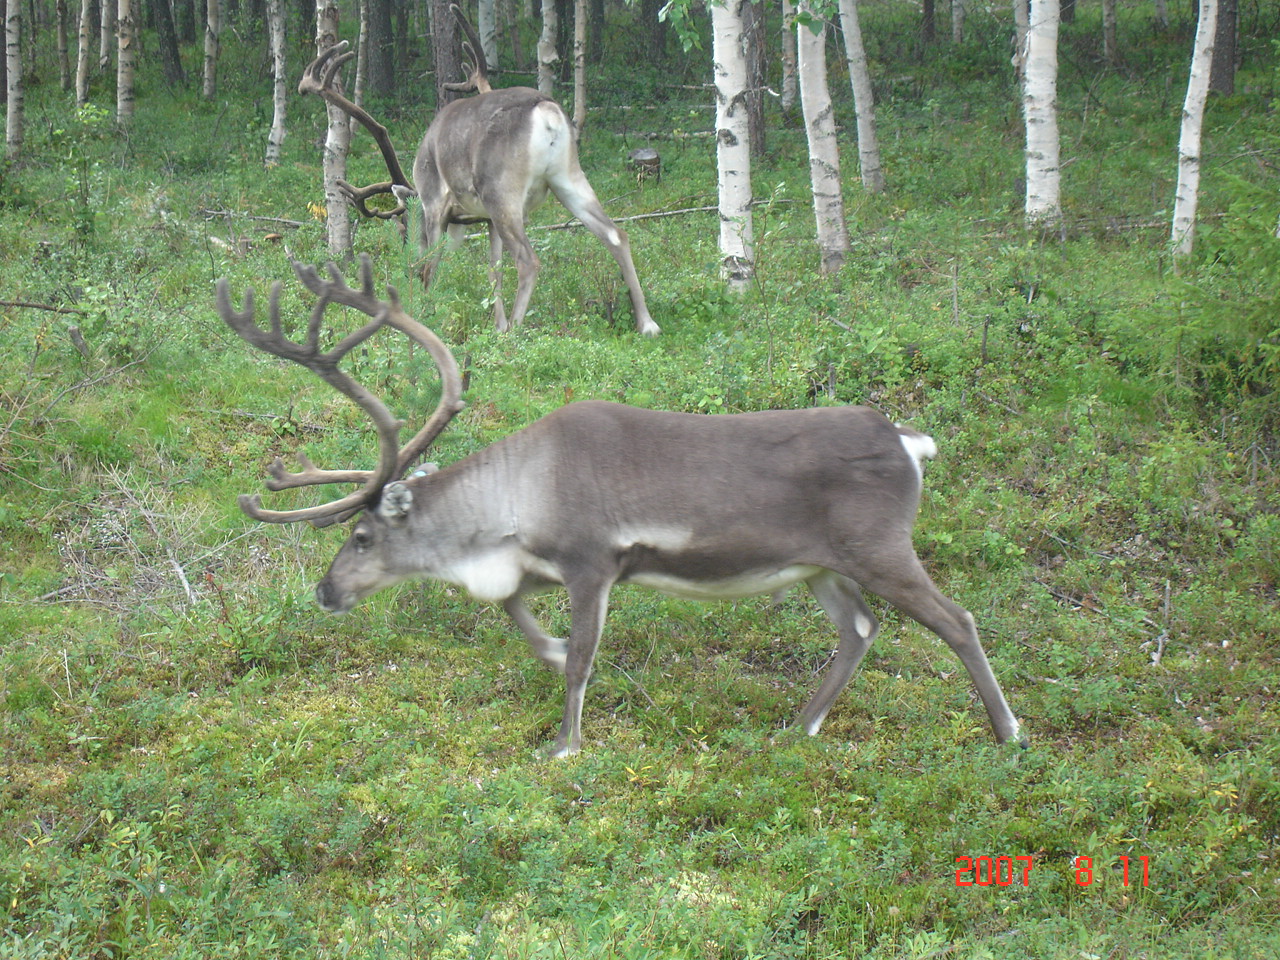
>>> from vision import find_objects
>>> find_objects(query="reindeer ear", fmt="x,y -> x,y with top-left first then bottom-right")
391,183 -> 418,203
378,482 -> 414,521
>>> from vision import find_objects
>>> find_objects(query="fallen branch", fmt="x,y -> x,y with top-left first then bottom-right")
198,208 -> 308,229
0,300 -> 88,316
535,197 -> 799,232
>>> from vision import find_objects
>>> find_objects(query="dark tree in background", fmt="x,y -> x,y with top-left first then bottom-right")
431,0 -> 460,108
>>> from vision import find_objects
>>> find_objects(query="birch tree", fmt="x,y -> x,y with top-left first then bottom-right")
952,0 -> 965,44
573,0 -> 587,140
780,0 -> 797,113
837,0 -> 884,194
116,0 -> 136,124
1172,0 -> 1218,258
1022,0 -> 1061,225
204,0 -> 220,99
316,0 -> 352,257
537,0 -> 558,96
711,0 -> 755,289
796,5 -> 849,275
75,0 -> 91,105
479,0 -> 498,70
5,0 -> 21,160
56,0 -> 71,91
265,0 -> 287,166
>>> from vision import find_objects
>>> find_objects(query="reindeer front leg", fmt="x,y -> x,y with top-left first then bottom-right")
546,577 -> 612,758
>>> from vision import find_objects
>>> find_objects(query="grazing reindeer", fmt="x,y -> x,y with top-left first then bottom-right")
217,256 -> 1023,758
299,5 -> 659,336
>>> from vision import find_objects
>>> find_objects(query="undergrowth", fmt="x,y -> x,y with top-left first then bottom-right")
2,4 -> 1279,959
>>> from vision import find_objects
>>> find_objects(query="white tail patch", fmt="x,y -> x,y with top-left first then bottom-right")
897,429 -> 938,482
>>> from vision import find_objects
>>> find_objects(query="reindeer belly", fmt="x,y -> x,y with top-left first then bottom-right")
624,565 -> 822,601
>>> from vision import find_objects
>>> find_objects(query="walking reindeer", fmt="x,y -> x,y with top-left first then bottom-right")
217,255 -> 1023,757
301,6 -> 658,335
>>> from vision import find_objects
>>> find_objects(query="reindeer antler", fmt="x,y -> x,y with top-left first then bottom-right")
444,4 -> 493,95
299,42 -> 413,220
216,254 -> 466,527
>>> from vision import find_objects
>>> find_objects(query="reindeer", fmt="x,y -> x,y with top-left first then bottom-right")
300,5 -> 659,336
217,255 -> 1024,758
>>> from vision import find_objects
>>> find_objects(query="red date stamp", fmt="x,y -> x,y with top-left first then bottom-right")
955,855 -> 1150,887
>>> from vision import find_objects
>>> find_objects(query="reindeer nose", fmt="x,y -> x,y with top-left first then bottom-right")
315,581 -> 347,614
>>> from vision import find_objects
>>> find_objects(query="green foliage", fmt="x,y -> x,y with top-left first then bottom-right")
3,5 -> 1280,959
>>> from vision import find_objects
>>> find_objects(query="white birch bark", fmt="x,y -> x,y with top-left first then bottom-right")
317,1 -> 352,258
116,0 -> 135,124
355,0 -> 368,112
837,0 -> 884,194
99,0 -> 114,68
796,7 -> 849,275
1011,0 -> 1029,81
537,0 -> 558,97
1022,0 -> 1060,225
204,0 -> 220,100
265,0 -> 288,166
5,0 -> 21,160
1171,0 -> 1218,258
780,0 -> 797,112
479,0 -> 499,70
75,0 -> 91,105
572,0 -> 586,141
711,0 -> 755,289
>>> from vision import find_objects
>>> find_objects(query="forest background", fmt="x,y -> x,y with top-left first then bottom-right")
2,0 -> 1279,957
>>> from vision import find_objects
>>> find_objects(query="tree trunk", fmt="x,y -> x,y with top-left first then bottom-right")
5,0 -> 22,160
921,0 -> 935,44
796,6 -> 849,275
431,0 -> 461,106
780,0 -> 797,113
479,0 -> 498,70
317,0 -> 352,257
116,0 -> 135,123
711,0 -> 755,290
153,0 -> 187,88
99,0 -> 114,68
952,0 -> 966,43
355,0 -> 368,110
368,0 -> 394,97
537,0 -> 557,96
1208,0 -> 1236,96
1011,0 -> 1028,82
1023,0 -> 1061,226
75,0 -> 90,104
204,0 -> 220,98
1172,0 -> 1218,259
56,0 -> 71,90
265,0 -> 287,165
1101,0 -> 1118,67
838,0 -> 884,194
572,0 -> 586,140
0,0 -> 6,100
742,0 -> 765,157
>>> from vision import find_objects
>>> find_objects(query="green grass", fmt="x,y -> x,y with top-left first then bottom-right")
3,5 -> 1280,958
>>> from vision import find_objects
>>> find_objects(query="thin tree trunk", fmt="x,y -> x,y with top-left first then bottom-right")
479,0 -> 497,70
572,0 -> 586,140
1023,0 -> 1061,225
796,6 -> 849,275
116,0 -> 135,123
316,0 -> 351,257
838,0 -> 884,194
56,0 -> 71,90
711,0 -> 755,289
5,0 -> 22,160
75,0 -> 90,104
99,0 -> 114,68
1101,0 -> 1118,67
1172,0 -> 1218,259
431,0 -> 461,106
952,0 -> 965,43
1208,0 -> 1236,96
780,0 -> 797,113
265,0 -> 287,165
1011,0 -> 1028,82
355,0 -> 368,111
537,0 -> 558,96
204,0 -> 220,98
